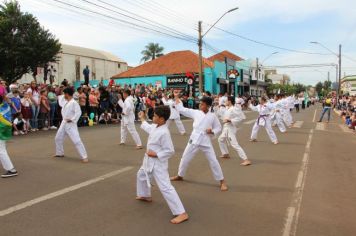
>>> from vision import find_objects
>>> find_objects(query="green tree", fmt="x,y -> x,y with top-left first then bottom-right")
141,43 -> 164,62
315,82 -> 323,95
0,1 -> 61,84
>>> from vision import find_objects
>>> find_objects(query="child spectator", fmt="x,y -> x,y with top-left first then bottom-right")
39,90 -> 50,130
12,113 -> 27,135
10,90 -> 21,120
21,92 -> 32,132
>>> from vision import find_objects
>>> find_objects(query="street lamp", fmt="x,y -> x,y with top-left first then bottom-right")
310,41 -> 342,98
262,51 -> 279,64
198,7 -> 239,93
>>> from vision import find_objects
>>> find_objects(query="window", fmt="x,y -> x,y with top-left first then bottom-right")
118,63 -> 121,69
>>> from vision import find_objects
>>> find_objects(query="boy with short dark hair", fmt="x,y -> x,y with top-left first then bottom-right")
170,91 -> 228,191
136,105 -> 189,224
54,87 -> 88,163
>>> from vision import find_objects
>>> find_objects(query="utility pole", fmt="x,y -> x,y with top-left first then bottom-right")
198,21 -> 203,94
256,57 -> 259,96
225,57 -> 229,94
338,44 -> 342,97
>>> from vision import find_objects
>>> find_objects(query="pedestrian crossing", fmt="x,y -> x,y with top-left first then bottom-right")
243,119 -> 256,125
315,122 -> 326,131
293,121 -> 304,128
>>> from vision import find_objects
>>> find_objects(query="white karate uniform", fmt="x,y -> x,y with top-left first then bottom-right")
118,96 -> 142,146
285,96 -> 295,124
136,121 -> 185,215
250,103 -> 278,143
176,102 -> 224,181
235,97 -> 245,109
272,100 -> 287,133
162,97 -> 186,135
0,140 -> 14,171
217,106 -> 248,160
280,98 -> 292,127
55,96 -> 88,159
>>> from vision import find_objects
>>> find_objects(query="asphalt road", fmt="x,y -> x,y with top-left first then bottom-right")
0,105 -> 355,236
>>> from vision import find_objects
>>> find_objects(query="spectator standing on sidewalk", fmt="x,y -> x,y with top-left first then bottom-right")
48,87 -> 57,129
39,90 -> 50,130
27,81 -> 40,131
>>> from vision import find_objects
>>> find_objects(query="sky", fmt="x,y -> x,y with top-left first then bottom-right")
15,0 -> 356,85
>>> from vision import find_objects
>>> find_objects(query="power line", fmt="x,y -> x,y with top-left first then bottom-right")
29,0 -> 159,40
48,0 -> 197,43
124,0 -> 198,31
79,0 -> 197,41
211,27 -> 332,56
136,2 -> 337,57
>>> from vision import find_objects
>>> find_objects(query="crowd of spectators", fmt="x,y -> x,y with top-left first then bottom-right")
0,79 -> 208,135
335,95 -> 356,131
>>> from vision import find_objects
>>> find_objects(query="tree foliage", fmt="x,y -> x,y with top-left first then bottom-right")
141,43 -> 164,62
0,1 -> 61,84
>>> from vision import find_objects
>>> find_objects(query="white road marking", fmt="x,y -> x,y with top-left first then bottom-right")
282,129 -> 314,236
292,121 -> 304,128
243,119 -> 256,125
313,109 -> 317,122
315,122 -> 325,131
0,166 -> 133,217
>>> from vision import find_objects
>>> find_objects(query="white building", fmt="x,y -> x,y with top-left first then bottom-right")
249,59 -> 268,96
265,69 -> 290,85
20,44 -> 128,85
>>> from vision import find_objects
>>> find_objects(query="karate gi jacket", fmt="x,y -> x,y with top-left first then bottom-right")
162,98 -> 180,120
176,102 -> 221,147
118,96 -> 135,125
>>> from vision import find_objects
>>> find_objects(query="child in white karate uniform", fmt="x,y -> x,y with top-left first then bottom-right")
170,91 -> 228,191
217,96 -> 251,166
54,88 -> 88,163
249,97 -> 279,145
136,105 -> 189,224
118,89 -> 142,149
162,94 -> 186,135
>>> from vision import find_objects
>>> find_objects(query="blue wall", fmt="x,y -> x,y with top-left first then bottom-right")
114,75 -> 167,87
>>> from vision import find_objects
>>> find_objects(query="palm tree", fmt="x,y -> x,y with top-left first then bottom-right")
141,43 -> 164,62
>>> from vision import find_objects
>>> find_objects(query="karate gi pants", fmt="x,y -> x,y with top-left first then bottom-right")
218,128 -> 247,160
178,143 -> 224,181
282,111 -> 292,127
121,121 -> 142,146
0,140 -> 15,171
275,113 -> 286,133
137,167 -> 185,215
250,118 -> 278,143
55,123 -> 88,159
166,119 -> 186,135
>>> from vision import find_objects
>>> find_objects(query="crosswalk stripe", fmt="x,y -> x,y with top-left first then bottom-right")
243,119 -> 256,125
293,121 -> 304,128
315,122 -> 326,131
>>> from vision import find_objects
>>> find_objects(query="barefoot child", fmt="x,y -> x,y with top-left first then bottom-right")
0,95 -> 18,178
249,97 -> 279,144
54,88 -> 88,163
118,89 -> 142,149
136,106 -> 189,224
170,91 -> 228,191
217,96 -> 251,166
